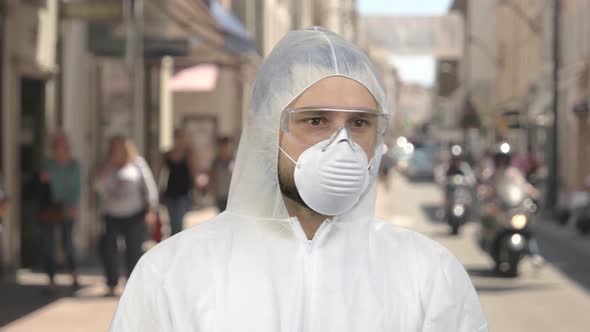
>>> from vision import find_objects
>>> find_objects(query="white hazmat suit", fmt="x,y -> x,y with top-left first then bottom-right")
110,27 -> 488,332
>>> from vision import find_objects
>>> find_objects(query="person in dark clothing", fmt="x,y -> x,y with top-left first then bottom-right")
210,137 -> 235,212
442,145 -> 476,221
444,145 -> 475,179
160,129 -> 197,236
512,145 -> 539,182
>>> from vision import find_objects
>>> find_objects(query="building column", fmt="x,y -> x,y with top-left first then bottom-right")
127,0 -> 146,155
61,20 -> 97,258
159,56 -> 173,152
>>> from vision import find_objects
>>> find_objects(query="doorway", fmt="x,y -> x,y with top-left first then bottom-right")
19,78 -> 46,268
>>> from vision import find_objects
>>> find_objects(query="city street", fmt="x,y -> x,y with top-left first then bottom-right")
376,171 -> 590,332
2,172 -> 590,331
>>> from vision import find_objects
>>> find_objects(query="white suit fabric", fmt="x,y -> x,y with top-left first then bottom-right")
110,27 -> 488,332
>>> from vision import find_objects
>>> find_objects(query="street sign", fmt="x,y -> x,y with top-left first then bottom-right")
61,1 -> 123,22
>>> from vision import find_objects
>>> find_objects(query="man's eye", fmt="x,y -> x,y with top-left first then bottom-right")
305,117 -> 324,125
353,119 -> 369,127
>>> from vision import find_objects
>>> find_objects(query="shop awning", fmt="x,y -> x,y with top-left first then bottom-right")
208,1 -> 253,55
85,0 -> 254,60
170,64 -> 219,92
143,0 -> 255,57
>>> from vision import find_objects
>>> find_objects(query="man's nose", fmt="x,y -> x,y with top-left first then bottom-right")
332,126 -> 352,142
323,127 -> 355,151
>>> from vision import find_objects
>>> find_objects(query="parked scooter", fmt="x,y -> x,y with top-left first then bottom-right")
478,176 -> 540,277
571,190 -> 590,235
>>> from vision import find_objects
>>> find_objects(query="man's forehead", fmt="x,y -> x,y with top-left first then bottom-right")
289,76 -> 378,110
290,107 -> 379,115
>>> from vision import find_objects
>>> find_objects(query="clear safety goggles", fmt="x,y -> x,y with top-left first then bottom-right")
281,107 -> 390,148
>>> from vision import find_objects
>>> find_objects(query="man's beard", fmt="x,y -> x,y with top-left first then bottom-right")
277,155 -> 312,211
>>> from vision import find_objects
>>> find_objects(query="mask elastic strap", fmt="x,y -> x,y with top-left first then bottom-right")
278,146 -> 298,166
367,157 -> 375,170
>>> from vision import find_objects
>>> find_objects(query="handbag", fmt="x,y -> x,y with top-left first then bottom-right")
152,211 -> 163,243
39,203 -> 66,224
36,174 -> 66,225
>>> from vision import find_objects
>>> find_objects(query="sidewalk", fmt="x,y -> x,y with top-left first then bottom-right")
0,268 -> 119,332
0,208 -> 219,332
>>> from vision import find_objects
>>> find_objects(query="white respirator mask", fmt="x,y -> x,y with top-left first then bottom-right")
279,127 -> 374,216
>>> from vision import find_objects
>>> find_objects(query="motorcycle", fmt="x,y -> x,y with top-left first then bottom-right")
571,191 -> 590,235
445,175 -> 473,235
478,177 -> 539,277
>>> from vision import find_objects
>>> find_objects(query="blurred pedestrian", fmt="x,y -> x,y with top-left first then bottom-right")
209,136 -> 234,212
159,129 -> 197,236
476,149 -> 495,181
39,131 -> 81,292
0,176 -> 8,218
94,136 -> 158,296
0,176 -> 6,278
512,145 -> 538,181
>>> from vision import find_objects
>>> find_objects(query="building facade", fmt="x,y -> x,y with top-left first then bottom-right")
315,0 -> 357,43
450,0 -> 590,204
493,0 -> 548,155
0,0 -> 257,279
1,0 -> 60,279
559,0 -> 590,193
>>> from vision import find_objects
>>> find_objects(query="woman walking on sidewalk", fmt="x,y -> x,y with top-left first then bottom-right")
95,136 -> 158,296
159,129 -> 197,236
39,132 -> 81,293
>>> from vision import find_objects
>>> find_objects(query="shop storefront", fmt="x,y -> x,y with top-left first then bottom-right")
1,0 -> 59,279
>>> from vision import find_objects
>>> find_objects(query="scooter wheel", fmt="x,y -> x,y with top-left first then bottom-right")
495,252 -> 520,277
495,243 -> 521,277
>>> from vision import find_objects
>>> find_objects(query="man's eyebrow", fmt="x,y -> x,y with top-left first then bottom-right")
352,112 -> 375,118
294,110 -> 329,116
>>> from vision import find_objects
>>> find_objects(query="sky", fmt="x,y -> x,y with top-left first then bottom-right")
390,55 -> 436,87
358,0 -> 454,86
358,0 -> 453,16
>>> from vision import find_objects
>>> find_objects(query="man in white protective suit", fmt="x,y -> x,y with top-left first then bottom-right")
110,27 -> 489,332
